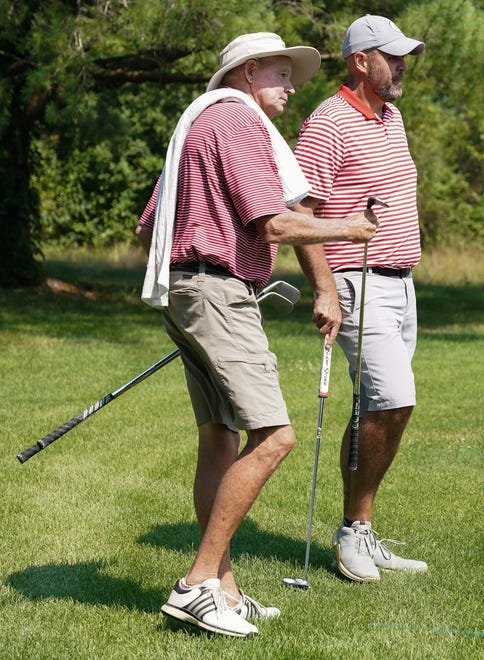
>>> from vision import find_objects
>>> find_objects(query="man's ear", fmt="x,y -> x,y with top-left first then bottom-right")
243,58 -> 257,84
353,51 -> 369,74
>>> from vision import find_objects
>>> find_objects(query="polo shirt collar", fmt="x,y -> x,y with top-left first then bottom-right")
337,84 -> 391,121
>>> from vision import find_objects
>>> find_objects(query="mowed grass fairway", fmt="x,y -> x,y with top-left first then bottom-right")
1,246 -> 482,659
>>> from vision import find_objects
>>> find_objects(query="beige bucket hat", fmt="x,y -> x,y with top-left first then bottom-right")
206,32 -> 321,91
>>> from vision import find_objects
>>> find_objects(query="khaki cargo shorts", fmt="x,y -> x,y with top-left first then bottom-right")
162,268 -> 290,432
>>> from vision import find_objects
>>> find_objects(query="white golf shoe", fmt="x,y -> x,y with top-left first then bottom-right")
161,577 -> 258,637
333,521 -> 380,582
370,533 -> 428,572
235,591 -> 281,620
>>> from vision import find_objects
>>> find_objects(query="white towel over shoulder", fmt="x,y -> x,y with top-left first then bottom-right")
141,88 -> 309,308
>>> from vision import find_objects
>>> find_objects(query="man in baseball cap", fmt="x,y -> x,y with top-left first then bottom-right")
294,15 -> 428,584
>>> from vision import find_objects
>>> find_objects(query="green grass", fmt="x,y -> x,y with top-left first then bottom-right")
0,246 -> 483,659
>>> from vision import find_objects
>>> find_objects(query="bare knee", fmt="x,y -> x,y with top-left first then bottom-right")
247,424 -> 295,461
363,406 -> 414,442
198,422 -> 240,458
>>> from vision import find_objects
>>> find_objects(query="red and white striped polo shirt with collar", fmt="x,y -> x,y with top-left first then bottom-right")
294,84 -> 421,271
138,100 -> 288,288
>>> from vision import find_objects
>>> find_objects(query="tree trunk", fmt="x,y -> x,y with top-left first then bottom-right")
0,89 -> 45,287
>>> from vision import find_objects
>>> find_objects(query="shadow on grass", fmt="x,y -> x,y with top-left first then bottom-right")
7,560 -> 164,613
137,517 -> 336,575
0,286 -> 161,344
414,281 -> 483,335
6,519 -> 338,613
1,264 -> 482,345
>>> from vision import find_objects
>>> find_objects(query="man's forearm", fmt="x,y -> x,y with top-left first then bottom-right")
256,207 -> 377,245
294,243 -> 336,297
294,243 -> 342,344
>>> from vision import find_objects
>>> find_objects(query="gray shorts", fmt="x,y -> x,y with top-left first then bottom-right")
162,268 -> 290,432
333,270 -> 417,412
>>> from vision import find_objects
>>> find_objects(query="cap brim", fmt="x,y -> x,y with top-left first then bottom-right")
206,46 -> 321,92
378,37 -> 425,56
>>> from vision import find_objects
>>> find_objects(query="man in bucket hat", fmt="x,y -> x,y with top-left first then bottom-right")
136,32 -> 377,637
294,15 -> 428,583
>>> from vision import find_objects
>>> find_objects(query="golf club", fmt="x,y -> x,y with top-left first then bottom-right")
283,340 -> 332,590
256,280 -> 301,313
348,196 -> 389,471
16,280 -> 300,464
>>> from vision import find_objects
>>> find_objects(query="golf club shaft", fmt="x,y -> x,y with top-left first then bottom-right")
303,343 -> 332,581
17,280 -> 300,464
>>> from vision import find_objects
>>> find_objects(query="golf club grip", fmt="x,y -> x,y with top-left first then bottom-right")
17,396 -> 114,463
319,345 -> 332,397
17,349 -> 181,464
348,393 -> 360,471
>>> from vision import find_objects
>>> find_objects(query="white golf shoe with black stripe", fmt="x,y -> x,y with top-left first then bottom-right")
161,578 -> 258,637
235,591 -> 281,620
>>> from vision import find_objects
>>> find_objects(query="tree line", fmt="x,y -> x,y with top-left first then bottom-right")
1,0 -> 482,286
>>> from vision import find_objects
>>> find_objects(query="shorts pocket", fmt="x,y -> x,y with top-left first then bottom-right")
214,352 -> 280,409
336,275 -> 357,316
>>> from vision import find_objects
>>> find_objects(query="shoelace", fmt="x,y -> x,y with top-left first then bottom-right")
222,589 -> 265,618
210,585 -> 228,616
222,588 -> 243,613
369,529 -> 406,560
353,525 -> 375,557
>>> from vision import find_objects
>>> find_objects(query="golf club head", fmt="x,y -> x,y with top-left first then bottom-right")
259,280 -> 300,304
258,291 -> 295,314
271,280 -> 301,305
257,281 -> 301,314
367,196 -> 389,210
282,577 -> 311,590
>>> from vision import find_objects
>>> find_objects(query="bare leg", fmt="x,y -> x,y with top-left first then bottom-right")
340,406 -> 413,521
186,423 -> 295,591
193,422 -> 240,604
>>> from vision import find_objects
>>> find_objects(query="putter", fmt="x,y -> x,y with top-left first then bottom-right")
348,196 -> 389,471
283,341 -> 332,590
17,279 -> 300,464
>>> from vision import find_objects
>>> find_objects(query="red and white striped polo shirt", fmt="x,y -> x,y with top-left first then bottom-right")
138,101 -> 288,287
294,84 -> 421,270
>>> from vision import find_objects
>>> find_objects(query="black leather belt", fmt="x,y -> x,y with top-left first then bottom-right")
170,261 -> 233,277
170,262 -> 255,288
336,266 -> 412,278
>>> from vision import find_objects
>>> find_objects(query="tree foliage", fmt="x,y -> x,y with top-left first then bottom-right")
0,0 -> 482,285
397,0 -> 483,248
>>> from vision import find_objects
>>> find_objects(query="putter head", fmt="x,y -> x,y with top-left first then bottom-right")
282,577 -> 311,590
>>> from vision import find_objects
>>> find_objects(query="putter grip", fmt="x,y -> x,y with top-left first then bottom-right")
319,345 -> 332,397
348,394 -> 360,471
17,443 -> 43,464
